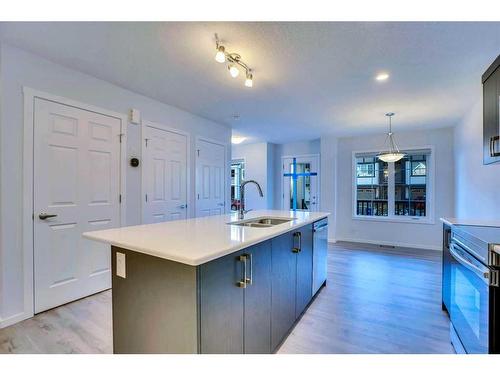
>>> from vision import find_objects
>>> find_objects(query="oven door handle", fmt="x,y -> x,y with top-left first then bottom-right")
450,243 -> 490,283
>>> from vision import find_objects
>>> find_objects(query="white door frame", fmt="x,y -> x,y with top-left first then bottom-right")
21,87 -> 128,323
280,153 -> 321,211
140,119 -> 191,222
195,136 -> 229,216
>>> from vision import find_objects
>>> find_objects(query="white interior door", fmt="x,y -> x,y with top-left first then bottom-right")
196,139 -> 226,217
143,124 -> 188,223
282,155 -> 320,212
33,98 -> 122,313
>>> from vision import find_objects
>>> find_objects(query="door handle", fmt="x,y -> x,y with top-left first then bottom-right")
217,203 -> 225,207
179,204 -> 187,209
39,213 -> 58,220
236,255 -> 247,288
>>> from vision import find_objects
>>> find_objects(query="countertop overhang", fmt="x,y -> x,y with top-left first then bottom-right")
440,217 -> 500,228
83,210 -> 330,266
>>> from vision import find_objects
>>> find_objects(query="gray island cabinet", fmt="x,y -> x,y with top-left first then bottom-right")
110,223 -> 319,354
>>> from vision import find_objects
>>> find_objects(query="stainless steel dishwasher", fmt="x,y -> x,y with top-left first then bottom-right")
312,218 -> 328,294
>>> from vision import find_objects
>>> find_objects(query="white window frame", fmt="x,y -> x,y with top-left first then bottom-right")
351,146 -> 435,225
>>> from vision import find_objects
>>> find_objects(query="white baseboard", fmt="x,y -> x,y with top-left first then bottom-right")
0,311 -> 32,329
332,237 -> 441,251
327,237 -> 337,243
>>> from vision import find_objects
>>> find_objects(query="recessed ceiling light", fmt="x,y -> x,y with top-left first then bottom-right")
375,72 -> 390,81
231,136 -> 246,144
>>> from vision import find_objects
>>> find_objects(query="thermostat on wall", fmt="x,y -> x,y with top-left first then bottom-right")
129,108 -> 141,125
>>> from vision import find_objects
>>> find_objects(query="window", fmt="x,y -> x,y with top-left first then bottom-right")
354,150 -> 432,222
355,157 -> 388,216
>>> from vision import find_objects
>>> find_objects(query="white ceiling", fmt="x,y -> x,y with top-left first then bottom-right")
1,22 -> 499,143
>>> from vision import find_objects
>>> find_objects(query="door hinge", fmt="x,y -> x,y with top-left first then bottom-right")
119,133 -> 124,143
119,194 -> 122,203
197,149 -> 200,157
144,138 -> 149,147
145,194 -> 148,202
197,193 -> 200,200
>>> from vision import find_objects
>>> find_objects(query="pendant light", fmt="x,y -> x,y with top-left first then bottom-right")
378,113 -> 405,163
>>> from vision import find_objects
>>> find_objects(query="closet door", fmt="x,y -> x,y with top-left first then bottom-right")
143,124 -> 188,223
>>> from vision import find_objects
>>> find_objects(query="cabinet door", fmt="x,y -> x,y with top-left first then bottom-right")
483,67 -> 500,164
295,225 -> 313,318
271,232 -> 296,351
244,241 -> 272,353
199,250 -> 245,353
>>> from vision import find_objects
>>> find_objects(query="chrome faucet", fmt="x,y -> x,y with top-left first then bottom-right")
239,180 -> 264,220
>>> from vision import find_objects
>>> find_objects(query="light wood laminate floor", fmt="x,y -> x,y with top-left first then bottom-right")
0,242 -> 453,354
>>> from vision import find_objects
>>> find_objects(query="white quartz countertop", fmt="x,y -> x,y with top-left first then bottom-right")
83,210 -> 330,266
440,217 -> 500,228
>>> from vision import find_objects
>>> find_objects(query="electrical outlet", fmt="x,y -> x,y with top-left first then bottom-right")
116,252 -> 126,278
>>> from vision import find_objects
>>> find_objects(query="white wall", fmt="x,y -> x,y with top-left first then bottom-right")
0,44 -> 231,326
320,135 -> 337,241
333,127 -> 455,250
454,91 -> 500,220
266,143 -> 275,209
231,142 -> 272,210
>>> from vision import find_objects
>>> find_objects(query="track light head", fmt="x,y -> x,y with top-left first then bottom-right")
215,46 -> 226,63
228,64 -> 240,78
245,72 -> 253,88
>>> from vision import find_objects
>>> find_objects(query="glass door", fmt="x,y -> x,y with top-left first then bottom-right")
282,155 -> 319,212
231,160 -> 245,212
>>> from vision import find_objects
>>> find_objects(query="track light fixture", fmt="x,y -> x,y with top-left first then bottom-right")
214,33 -> 254,88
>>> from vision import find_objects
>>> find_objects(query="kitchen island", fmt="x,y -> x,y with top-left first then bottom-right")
83,210 -> 330,354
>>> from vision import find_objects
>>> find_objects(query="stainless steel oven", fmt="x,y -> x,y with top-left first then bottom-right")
448,225 -> 500,354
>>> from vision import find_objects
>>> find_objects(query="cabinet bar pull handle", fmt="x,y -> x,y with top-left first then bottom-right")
245,254 -> 253,285
491,136 -> 500,157
237,255 -> 247,288
292,232 -> 302,253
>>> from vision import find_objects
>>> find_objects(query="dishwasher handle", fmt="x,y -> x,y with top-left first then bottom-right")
313,224 -> 328,233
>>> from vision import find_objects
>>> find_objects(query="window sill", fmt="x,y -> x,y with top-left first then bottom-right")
352,215 -> 435,225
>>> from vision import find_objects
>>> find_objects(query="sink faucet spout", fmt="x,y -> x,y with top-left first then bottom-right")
239,180 -> 264,220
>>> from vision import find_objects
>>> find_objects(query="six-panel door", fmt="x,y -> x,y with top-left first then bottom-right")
143,124 -> 188,223
34,98 -> 121,313
196,139 -> 226,216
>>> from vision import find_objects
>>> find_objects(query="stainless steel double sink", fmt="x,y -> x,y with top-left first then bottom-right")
228,217 -> 295,228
